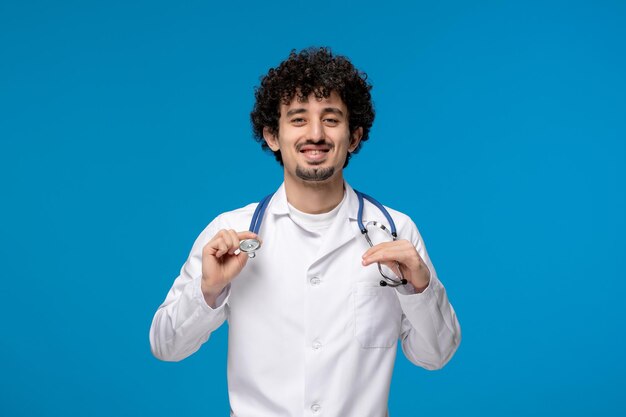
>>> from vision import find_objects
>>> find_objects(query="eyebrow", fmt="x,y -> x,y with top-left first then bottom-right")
285,107 -> 345,117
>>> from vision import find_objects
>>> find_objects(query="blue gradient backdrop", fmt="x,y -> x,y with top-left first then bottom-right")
1,1 -> 625,416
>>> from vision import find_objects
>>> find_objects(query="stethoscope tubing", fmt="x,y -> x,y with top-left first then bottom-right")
250,193 -> 273,234
242,189 -> 407,287
354,190 -> 398,237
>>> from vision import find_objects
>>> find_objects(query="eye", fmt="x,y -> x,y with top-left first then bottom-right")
323,118 -> 339,126
291,118 -> 306,126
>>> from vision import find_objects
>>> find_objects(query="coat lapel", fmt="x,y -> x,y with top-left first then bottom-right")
309,184 -> 363,268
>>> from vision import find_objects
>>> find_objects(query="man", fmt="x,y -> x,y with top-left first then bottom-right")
150,47 -> 461,416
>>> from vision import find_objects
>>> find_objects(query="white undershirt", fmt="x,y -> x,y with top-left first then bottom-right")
286,191 -> 348,283
287,191 -> 347,235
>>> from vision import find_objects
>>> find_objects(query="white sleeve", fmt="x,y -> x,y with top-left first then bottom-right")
395,221 -> 461,370
149,217 -> 231,362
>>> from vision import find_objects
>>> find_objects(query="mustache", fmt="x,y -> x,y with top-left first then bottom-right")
296,140 -> 334,152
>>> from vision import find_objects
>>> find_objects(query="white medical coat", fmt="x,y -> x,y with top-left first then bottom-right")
150,182 -> 461,417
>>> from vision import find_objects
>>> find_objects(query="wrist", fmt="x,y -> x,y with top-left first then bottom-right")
201,278 -> 226,308
410,270 -> 431,293
412,279 -> 429,293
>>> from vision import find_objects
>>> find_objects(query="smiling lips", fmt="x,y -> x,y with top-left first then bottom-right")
299,144 -> 332,163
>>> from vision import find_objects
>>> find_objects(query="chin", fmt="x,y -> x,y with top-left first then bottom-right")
295,164 -> 337,183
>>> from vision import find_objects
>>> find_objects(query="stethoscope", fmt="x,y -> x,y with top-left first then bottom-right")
238,190 -> 408,287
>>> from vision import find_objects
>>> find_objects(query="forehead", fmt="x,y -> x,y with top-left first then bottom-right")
281,90 -> 346,111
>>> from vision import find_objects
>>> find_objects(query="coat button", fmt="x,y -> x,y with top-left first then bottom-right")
310,276 -> 321,286
312,340 -> 322,350
311,403 -> 321,413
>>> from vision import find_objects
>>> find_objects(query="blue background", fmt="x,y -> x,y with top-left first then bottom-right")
1,0 -> 625,416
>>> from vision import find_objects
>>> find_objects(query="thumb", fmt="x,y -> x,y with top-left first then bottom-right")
237,231 -> 261,243
235,249 -> 252,267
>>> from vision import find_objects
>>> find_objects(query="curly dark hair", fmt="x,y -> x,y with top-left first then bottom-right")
250,47 -> 375,167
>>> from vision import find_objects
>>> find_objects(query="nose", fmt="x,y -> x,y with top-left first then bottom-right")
307,119 -> 325,141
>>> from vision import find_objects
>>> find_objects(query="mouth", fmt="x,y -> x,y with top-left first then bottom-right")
298,144 -> 332,163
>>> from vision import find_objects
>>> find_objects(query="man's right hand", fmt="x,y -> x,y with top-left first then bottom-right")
201,229 -> 260,307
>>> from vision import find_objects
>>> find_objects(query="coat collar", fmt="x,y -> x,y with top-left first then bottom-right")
265,181 -> 386,266
266,181 -> 388,223
266,181 -> 361,219
266,182 -> 289,216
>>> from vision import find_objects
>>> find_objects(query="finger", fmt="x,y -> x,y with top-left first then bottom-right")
362,246 -> 415,267
207,230 -> 231,247
236,230 -> 261,244
363,243 -> 410,262
214,240 -> 230,258
227,229 -> 240,254
378,260 -> 404,278
363,239 -> 417,258
362,239 -> 414,256
204,233 -> 234,258
218,229 -> 236,250
206,230 -> 260,258
209,234 -> 232,259
235,250 -> 250,267
362,241 -> 399,259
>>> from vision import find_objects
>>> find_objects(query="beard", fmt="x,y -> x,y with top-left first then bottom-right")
295,165 -> 335,182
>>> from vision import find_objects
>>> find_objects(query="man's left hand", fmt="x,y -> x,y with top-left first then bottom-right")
362,240 -> 431,292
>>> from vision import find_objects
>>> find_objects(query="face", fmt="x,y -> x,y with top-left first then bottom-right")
263,90 -> 362,185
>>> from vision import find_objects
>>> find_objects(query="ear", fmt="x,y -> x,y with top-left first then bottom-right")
263,127 -> 280,151
348,127 -> 363,153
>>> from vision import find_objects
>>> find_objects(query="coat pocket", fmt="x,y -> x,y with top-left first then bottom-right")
354,282 -> 402,348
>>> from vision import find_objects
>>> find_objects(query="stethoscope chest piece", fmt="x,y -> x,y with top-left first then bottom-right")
239,238 -> 261,258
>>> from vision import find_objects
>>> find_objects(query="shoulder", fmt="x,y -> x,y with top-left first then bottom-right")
193,202 -> 260,246
367,201 -> 425,246
352,187 -> 421,242
217,202 -> 259,226
381,205 -> 420,238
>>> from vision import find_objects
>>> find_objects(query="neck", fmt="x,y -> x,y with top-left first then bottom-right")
283,170 -> 345,214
